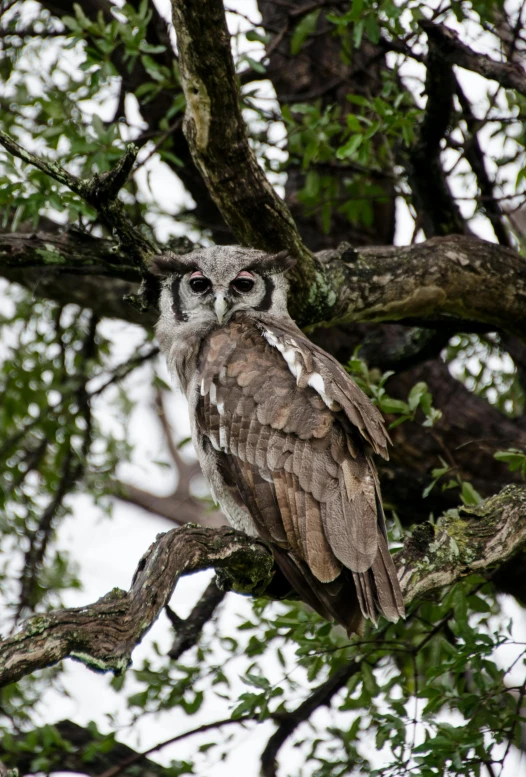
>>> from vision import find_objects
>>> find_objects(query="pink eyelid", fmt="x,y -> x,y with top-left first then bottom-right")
236,271 -> 255,279
190,270 -> 205,279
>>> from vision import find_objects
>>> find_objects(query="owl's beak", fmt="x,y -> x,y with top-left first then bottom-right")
214,292 -> 228,324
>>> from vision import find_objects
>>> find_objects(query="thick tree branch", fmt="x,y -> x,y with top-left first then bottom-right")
0,526 -> 275,687
420,20 -> 526,96
0,230 -> 156,325
170,0 -> 306,257
397,485 -> 526,603
0,486 -> 524,688
3,231 -> 526,339
317,235 -> 526,340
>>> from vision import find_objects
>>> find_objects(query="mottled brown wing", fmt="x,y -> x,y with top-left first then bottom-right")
196,317 -> 404,633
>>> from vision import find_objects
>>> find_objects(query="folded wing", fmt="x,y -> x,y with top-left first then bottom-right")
196,317 -> 404,633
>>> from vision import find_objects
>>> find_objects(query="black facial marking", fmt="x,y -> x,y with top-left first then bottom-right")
254,276 -> 274,312
171,276 -> 188,322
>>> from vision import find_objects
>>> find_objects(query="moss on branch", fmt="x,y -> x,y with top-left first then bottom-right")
397,485 -> 526,602
0,486 -> 524,688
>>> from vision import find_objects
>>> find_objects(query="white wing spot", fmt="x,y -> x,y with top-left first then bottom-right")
308,371 -> 340,410
308,372 -> 325,394
209,382 -> 217,404
263,329 -> 302,382
263,330 -> 340,408
209,433 -> 221,451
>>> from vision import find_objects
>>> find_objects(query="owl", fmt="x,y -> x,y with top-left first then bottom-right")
155,245 -> 404,635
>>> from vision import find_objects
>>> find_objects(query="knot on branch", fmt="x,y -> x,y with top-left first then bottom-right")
405,522 -> 435,559
85,143 -> 138,206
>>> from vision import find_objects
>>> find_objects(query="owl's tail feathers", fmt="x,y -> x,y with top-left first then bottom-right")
353,531 -> 406,626
271,532 -> 405,637
270,545 -> 365,636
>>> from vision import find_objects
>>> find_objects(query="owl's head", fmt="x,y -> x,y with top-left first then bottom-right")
153,245 -> 296,328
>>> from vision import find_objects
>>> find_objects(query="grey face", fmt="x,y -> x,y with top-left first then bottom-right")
158,246 -> 294,326
174,264 -> 271,325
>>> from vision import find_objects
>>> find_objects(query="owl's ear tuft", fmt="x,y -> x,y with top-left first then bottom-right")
247,250 -> 297,276
149,252 -> 197,277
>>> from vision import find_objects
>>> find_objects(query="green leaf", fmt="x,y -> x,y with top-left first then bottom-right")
336,134 -> 363,160
246,30 -> 270,44
460,481 -> 483,506
408,381 -> 428,412
138,41 -> 167,54
379,397 -> 410,414
290,10 -> 321,55
243,56 -> 266,74
494,449 -> 526,474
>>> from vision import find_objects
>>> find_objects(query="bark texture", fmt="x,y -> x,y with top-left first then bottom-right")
3,230 -> 525,337
1,486 -> 524,687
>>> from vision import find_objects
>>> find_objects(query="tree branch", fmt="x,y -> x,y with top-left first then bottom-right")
397,485 -> 526,603
261,658 -> 361,777
167,578 -> 225,660
454,79 -> 512,247
316,235 -> 526,340
0,485 -> 524,688
0,718 -> 177,776
419,20 -> 526,96
0,526 -> 275,687
408,25 -> 469,237
111,480 -> 226,528
0,132 -> 154,268
169,0 -> 344,325
170,0 -> 306,256
3,231 -> 526,339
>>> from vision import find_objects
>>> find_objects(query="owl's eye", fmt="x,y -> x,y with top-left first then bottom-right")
189,276 -> 211,293
231,276 -> 255,293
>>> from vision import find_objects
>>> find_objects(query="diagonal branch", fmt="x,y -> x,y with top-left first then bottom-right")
170,0 -> 305,257
0,131 -> 155,268
167,578 -> 226,660
454,79 -> 512,247
0,485 -> 524,688
420,20 -> 526,96
261,659 -> 361,777
0,526 -> 275,687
